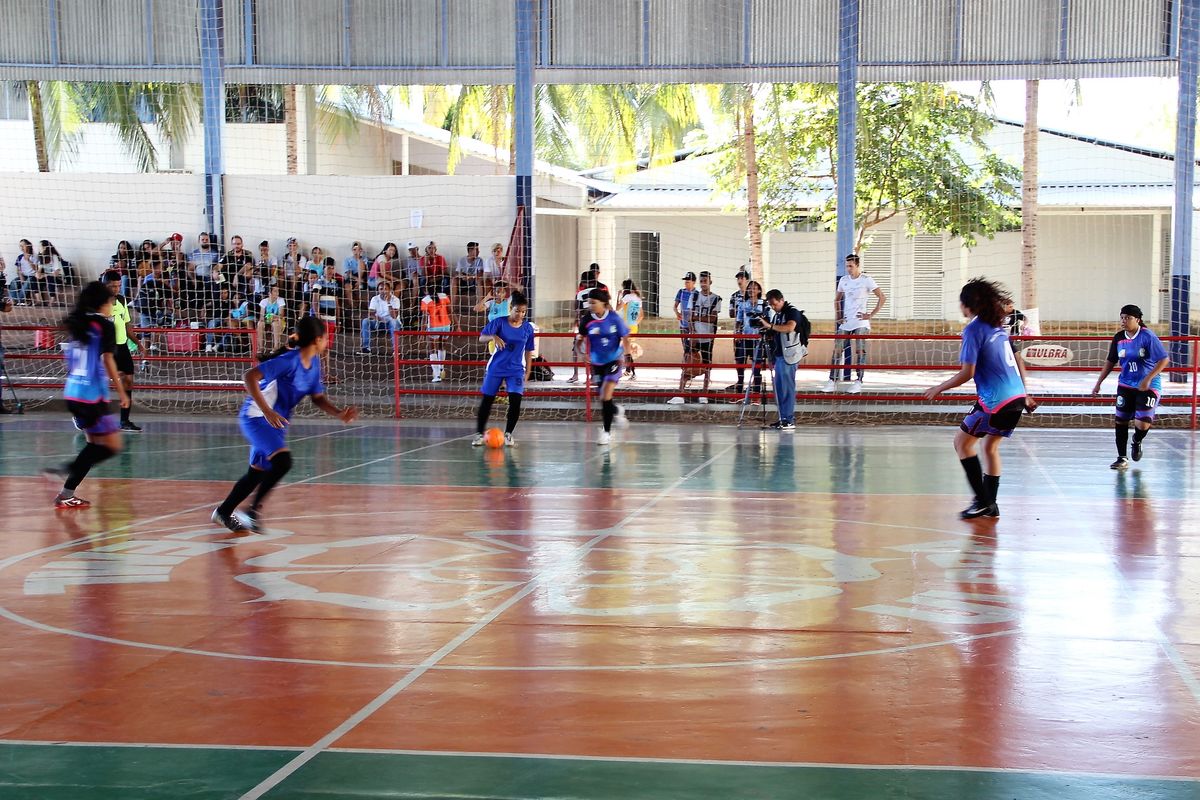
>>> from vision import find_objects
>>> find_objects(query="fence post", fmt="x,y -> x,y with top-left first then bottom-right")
1191,336 -> 1198,430
393,330 -> 402,419
583,336 -> 592,423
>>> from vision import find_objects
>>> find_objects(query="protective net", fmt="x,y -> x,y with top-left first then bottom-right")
0,1 -> 1195,427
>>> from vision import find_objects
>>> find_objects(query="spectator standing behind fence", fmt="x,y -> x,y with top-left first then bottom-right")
823,253 -> 886,395
734,279 -> 767,402
667,272 -> 700,404
257,285 -> 286,353
618,279 -> 643,379
671,272 -> 720,403
569,269 -> 602,383
452,241 -> 484,300
422,242 -> 450,296
359,281 -> 401,354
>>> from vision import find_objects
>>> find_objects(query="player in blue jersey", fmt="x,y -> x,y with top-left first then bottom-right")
42,282 -> 131,509
473,290 -> 535,447
211,316 -> 357,532
1091,304 -> 1169,470
924,279 -> 1030,519
577,288 -> 632,445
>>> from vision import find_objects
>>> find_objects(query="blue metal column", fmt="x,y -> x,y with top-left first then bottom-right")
835,0 -> 859,379
1171,0 -> 1199,381
515,0 -> 535,316
835,0 -> 859,276
199,0 -> 226,243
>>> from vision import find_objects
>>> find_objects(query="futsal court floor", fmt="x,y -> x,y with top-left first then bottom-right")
0,415 -> 1198,799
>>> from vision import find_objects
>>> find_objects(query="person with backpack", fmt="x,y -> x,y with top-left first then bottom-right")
754,288 -> 809,432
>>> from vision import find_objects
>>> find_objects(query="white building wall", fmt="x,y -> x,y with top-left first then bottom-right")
763,231 -> 839,319
1037,213 -> 1156,322
532,215 -> 579,318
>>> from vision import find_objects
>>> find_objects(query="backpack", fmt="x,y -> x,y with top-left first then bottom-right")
778,305 -> 810,365
529,355 -> 554,382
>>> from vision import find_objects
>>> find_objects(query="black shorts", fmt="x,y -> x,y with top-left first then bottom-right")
1115,385 -> 1159,422
114,342 -> 136,374
67,399 -> 120,435
960,397 -> 1025,438
694,339 -> 714,364
590,360 -> 623,384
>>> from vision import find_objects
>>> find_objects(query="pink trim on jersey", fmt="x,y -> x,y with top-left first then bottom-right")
976,391 -> 1026,414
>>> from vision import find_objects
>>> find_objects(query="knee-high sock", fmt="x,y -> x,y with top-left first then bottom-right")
1132,426 -> 1149,444
252,451 -> 293,510
476,394 -> 497,434
602,399 -> 616,432
120,389 -> 132,423
218,468 -> 265,517
1115,424 -> 1130,457
63,442 -> 116,492
983,474 -> 1000,506
959,455 -> 985,503
505,394 -> 523,433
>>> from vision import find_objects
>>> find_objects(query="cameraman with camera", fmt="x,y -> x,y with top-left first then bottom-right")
752,289 -> 808,432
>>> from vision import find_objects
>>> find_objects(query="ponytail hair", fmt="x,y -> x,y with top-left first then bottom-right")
62,282 -> 113,342
259,315 -> 327,362
621,278 -> 641,297
959,278 -> 1010,328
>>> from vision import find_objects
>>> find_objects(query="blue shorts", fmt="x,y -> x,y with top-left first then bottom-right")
240,413 -> 288,470
481,371 -> 525,396
67,400 -> 120,436
960,397 -> 1025,439
1115,385 -> 1159,422
591,359 -> 623,389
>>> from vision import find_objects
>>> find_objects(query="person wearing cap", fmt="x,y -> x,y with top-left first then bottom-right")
667,272 -> 700,404
1091,304 -> 1169,470
402,242 -> 424,296
452,241 -> 484,299
824,253 -> 886,395
670,271 -> 721,404
422,241 -> 449,296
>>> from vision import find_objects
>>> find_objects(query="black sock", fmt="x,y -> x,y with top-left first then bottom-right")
1132,427 -> 1149,444
218,468 -> 264,517
735,368 -> 745,392
120,389 -> 132,423
983,474 -> 1000,507
959,455 -> 985,504
64,442 -> 116,491
252,451 -> 293,510
1115,424 -> 1129,457
602,400 -> 616,432
476,394 -> 497,434
505,394 -> 522,434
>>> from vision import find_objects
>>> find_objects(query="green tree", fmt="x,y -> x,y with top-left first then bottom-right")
711,83 -> 1020,251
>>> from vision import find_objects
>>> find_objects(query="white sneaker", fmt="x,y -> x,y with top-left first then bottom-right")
667,396 -> 685,405
204,344 -> 216,354
848,381 -> 863,394
597,430 -> 611,445
614,406 -> 629,428
698,396 -> 709,405
821,380 -> 836,393
432,375 -> 443,383
504,432 -> 515,447
471,434 -> 485,447
149,344 -> 160,353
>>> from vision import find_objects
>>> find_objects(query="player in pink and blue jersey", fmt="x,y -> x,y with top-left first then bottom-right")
42,282 -> 130,509
577,288 -> 631,445
1091,304 -> 1169,470
925,279 -> 1031,520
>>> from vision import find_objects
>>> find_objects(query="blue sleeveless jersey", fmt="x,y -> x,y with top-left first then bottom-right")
63,316 -> 116,404
960,317 -> 1025,412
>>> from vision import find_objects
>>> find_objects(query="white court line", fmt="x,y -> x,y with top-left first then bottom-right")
1018,438 -> 1068,500
1,739 -> 1196,785
236,443 -> 740,800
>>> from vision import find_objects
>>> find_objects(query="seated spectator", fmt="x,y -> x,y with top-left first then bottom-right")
205,287 -> 234,353
280,237 -> 308,278
403,241 -> 424,296
483,242 -> 505,294
11,239 -> 39,305
37,239 -> 70,303
188,231 -> 221,279
221,234 -> 254,275
257,285 -> 286,352
131,260 -> 173,353
309,246 -> 326,273
109,240 -> 136,296
422,241 -> 449,296
296,267 -> 321,319
451,241 -> 484,299
214,291 -> 255,353
256,240 -> 279,289
313,259 -> 343,321
233,259 -> 262,305
369,242 -> 398,291
359,281 -> 402,354
343,241 -> 368,294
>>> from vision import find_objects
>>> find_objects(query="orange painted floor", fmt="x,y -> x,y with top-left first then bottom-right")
0,417 -> 1198,799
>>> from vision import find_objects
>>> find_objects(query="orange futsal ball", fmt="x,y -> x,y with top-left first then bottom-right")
483,427 -> 505,449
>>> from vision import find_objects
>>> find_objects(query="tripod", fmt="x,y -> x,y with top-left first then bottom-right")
0,347 -> 25,414
736,334 -> 770,429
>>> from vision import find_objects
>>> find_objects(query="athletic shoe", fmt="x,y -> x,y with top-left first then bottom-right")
234,508 -> 261,533
614,406 -> 629,428
597,430 -> 611,445
204,344 -> 217,354
359,348 -> 372,355
504,433 -> 515,447
960,501 -> 998,520
149,344 -> 160,353
847,381 -> 863,394
211,508 -> 248,533
698,396 -> 709,405
1110,457 -> 1130,470
667,396 -> 685,405
120,421 -> 143,432
471,434 -> 485,447
1131,439 -> 1144,462
431,375 -> 443,383
55,495 -> 91,509
821,380 -> 836,393
766,420 -> 795,432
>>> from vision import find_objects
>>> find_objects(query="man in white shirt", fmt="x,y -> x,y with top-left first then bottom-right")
823,253 -> 886,394
359,281 -> 402,354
